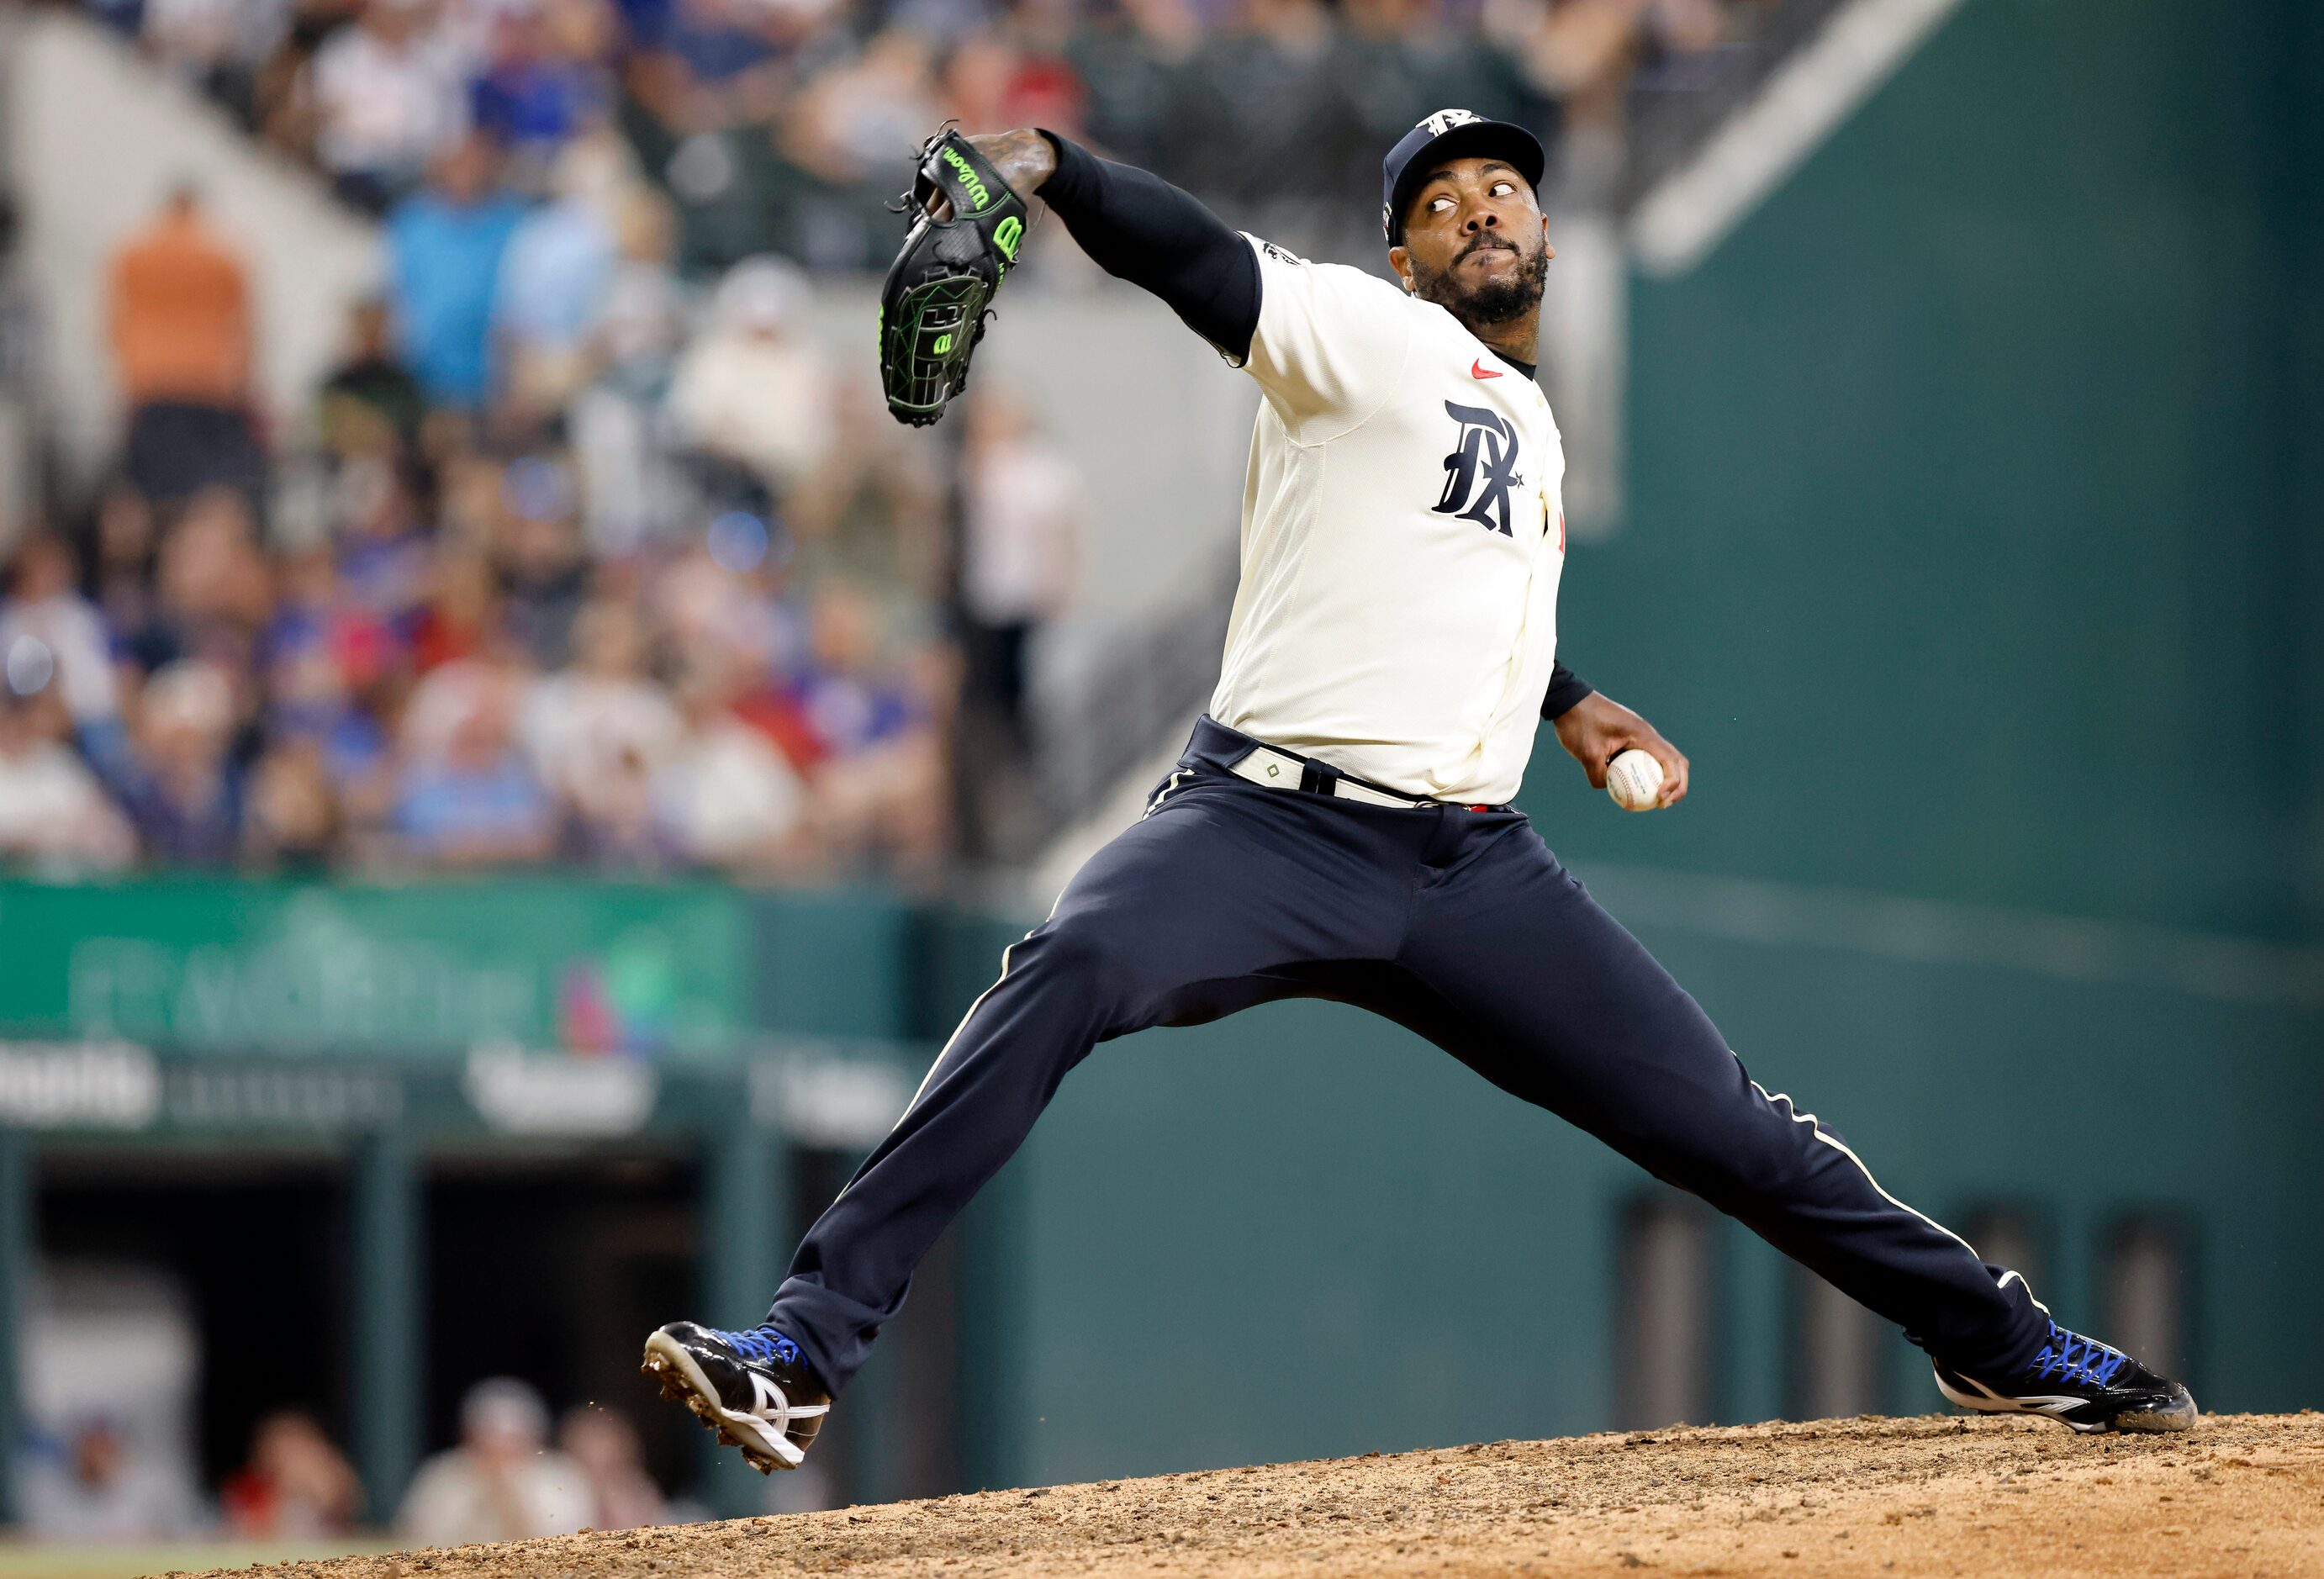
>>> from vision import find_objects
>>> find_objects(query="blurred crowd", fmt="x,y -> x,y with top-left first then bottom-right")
0,167 -> 1083,877
88,0 -> 1777,270
7,0 -> 1773,880
27,1381 -> 686,1543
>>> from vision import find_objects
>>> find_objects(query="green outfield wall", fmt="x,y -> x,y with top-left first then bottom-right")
940,895 -> 2323,1489
940,0 -> 2324,1488
0,878 -> 924,1055
3,0 -> 2320,1517
1557,0 -> 2324,937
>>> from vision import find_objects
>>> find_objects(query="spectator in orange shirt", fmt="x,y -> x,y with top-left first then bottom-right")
107,185 -> 267,506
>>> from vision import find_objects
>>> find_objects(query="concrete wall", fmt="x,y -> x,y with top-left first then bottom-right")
796,279 -> 1252,639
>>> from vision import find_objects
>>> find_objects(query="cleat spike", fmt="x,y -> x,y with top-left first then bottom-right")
640,1320 -> 829,1475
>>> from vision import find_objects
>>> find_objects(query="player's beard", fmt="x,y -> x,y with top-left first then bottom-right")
1408,235 -> 1549,328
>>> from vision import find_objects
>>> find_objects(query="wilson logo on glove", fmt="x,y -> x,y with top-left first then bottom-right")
938,142 -> 995,211
879,130 -> 1033,427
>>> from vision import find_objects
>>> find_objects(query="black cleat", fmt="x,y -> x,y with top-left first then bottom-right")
1933,1320 -> 2196,1434
641,1321 -> 831,1471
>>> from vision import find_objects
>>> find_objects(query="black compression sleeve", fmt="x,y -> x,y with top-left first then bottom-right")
1035,131 -> 1260,362
1541,663 -> 1593,721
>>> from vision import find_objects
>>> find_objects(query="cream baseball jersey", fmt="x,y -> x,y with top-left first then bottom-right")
709,131 -> 2118,1450
1207,235 -> 1567,805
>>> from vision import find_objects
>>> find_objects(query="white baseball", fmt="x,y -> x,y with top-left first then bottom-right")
1606,749 -> 1665,812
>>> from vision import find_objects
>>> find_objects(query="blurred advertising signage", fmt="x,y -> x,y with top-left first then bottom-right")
748,1048 -> 914,1149
168,1059 -> 403,1131
462,1041 -> 658,1137
0,1040 -> 160,1129
0,879 -> 751,1059
0,1041 -> 400,1133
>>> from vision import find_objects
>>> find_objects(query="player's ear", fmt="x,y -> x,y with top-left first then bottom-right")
1388,243 -> 1413,293
1539,215 -> 1555,262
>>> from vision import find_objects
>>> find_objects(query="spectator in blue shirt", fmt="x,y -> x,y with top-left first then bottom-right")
469,8 -> 605,157
385,134 -> 528,410
120,659 -> 245,866
493,156 -> 617,416
393,674 -> 556,869
661,0 -> 778,85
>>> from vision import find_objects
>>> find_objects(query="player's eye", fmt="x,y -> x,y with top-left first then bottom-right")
1490,181 -> 1514,197
1429,196 -> 1454,212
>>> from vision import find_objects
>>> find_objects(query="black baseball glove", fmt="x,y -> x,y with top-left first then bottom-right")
878,129 -> 1032,427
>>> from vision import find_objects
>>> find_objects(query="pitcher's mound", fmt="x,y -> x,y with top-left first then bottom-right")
182,1411 -> 2321,1578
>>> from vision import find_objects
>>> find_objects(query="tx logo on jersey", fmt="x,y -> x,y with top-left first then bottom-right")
1434,401 -> 1524,536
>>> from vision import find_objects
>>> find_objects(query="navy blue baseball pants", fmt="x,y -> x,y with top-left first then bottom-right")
768,716 -> 2048,1394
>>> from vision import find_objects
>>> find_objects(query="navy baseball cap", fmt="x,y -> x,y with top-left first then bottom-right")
1381,108 -> 1546,244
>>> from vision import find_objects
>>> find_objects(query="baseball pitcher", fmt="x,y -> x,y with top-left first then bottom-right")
644,113 -> 2195,1471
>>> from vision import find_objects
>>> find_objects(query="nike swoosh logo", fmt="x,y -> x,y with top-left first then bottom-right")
1471,360 -> 1502,379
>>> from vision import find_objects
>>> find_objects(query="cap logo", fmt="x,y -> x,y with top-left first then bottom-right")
1418,108 -> 1483,137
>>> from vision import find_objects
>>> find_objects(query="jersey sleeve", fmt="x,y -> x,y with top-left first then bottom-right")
1540,662 -> 1592,720
1034,135 -> 1260,362
1239,235 -> 1413,441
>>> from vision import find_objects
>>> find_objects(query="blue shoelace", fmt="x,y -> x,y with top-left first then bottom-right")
2024,1322 -> 2130,1389
709,1324 -> 802,1369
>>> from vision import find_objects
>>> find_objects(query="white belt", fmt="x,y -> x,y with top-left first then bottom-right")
1228,746 -> 1434,809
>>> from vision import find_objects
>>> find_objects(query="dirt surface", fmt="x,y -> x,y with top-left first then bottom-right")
179,1413 -> 2323,1579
